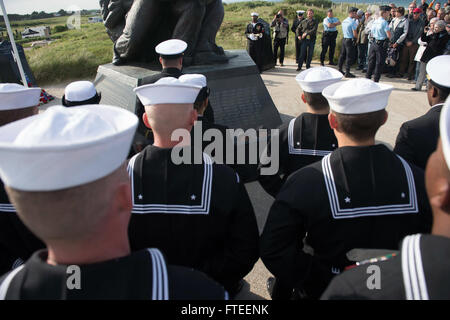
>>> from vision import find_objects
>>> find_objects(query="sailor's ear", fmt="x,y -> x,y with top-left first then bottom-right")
142,112 -> 151,129
301,93 -> 306,103
328,112 -> 339,130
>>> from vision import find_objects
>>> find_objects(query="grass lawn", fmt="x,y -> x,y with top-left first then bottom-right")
2,1 -> 374,85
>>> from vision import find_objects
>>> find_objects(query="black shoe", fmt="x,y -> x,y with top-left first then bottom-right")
320,61 -> 325,66
338,69 -> 344,74
345,72 -> 356,78
386,74 -> 394,78
328,61 -> 337,66
362,69 -> 367,73
296,67 -> 301,71
411,87 -> 419,91
356,66 -> 363,70
407,76 -> 414,81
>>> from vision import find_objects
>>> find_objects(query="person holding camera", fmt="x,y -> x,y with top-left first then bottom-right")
386,6 -> 409,78
366,6 -> 392,83
296,9 -> 318,71
320,9 -> 341,66
271,10 -> 289,67
412,19 -> 449,90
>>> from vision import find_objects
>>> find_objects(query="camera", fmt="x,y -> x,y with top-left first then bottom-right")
276,14 -> 281,18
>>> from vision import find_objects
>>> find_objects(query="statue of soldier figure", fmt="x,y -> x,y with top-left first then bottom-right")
99,0 -> 229,66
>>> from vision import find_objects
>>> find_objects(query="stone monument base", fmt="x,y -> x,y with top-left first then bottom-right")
94,50 -> 281,130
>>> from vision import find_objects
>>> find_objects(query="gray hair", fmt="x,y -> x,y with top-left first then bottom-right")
434,19 -> 446,30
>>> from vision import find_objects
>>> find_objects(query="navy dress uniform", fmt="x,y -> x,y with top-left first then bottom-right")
258,67 -> 342,198
0,84 -> 44,275
0,104 -> 227,300
292,11 -> 305,64
260,79 -> 432,299
246,13 -> 265,72
394,55 -> 450,170
62,81 -> 101,107
129,78 -> 260,294
366,6 -> 392,82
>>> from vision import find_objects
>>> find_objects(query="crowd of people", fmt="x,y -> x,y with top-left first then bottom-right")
0,13 -> 450,300
245,1 -> 450,86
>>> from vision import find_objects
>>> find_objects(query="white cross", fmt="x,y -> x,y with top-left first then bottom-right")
191,195 -> 196,201
138,194 -> 143,200
344,197 -> 351,203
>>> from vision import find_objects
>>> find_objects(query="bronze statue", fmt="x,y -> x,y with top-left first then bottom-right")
99,0 -> 229,66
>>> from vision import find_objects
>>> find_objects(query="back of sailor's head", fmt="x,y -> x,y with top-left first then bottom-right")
0,105 -> 138,241
0,83 -> 41,126
134,77 -> 202,138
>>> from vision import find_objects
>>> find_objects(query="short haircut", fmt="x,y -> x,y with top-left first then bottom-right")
307,9 -> 314,13
333,109 -> 387,141
303,92 -> 330,111
397,7 -> 405,15
429,80 -> 450,101
0,106 -> 38,127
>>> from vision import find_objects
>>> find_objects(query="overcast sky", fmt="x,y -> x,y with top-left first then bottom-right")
1,0 -> 100,15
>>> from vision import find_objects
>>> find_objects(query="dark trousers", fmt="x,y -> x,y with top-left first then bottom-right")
357,43 -> 368,69
399,43 -> 419,78
338,38 -> 356,73
295,38 -> 300,63
320,31 -> 338,63
273,37 -> 287,64
366,40 -> 388,82
298,39 -> 315,69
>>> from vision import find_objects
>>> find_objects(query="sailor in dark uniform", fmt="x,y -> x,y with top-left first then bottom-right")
0,84 -> 44,275
260,79 -> 432,300
129,78 -> 259,296
61,81 -> 101,107
258,67 -> 342,198
292,10 -> 305,64
394,55 -> 450,170
136,39 -> 214,147
246,13 -> 265,72
322,100 -> 450,299
0,104 -> 226,300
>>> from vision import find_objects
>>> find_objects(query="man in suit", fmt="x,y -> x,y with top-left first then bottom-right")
394,55 -> 450,169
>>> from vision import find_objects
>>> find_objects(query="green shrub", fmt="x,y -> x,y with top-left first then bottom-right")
53,25 -> 69,33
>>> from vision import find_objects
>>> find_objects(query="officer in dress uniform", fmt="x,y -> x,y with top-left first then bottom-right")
322,96 -> 450,300
338,7 -> 359,78
258,67 -> 342,198
0,105 -> 227,300
62,81 -> 101,107
246,13 -> 265,72
0,84 -> 44,275
394,55 -> 450,170
128,78 -> 259,296
260,79 -> 432,300
292,10 -> 305,64
366,6 -> 392,82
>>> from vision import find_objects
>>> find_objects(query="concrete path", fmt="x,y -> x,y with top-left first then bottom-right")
42,58 -> 430,300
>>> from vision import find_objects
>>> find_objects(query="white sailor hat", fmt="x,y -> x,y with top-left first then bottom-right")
322,78 -> 393,114
0,83 -> 41,111
155,39 -> 187,58
134,77 -> 202,106
0,105 -> 138,191
296,10 -> 305,14
179,74 -> 207,88
440,97 -> 450,170
64,81 -> 98,103
426,55 -> 450,89
251,12 -> 259,17
296,67 -> 343,93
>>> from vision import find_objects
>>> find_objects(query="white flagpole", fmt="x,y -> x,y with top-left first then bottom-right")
0,0 -> 28,87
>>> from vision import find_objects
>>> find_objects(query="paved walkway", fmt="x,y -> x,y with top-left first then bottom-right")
43,59 -> 430,300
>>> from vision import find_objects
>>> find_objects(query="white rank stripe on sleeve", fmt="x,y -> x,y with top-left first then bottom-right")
288,118 -> 332,156
147,248 -> 169,300
0,265 -> 25,300
128,153 -> 213,215
0,203 -> 16,213
322,154 -> 419,219
401,234 -> 429,300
